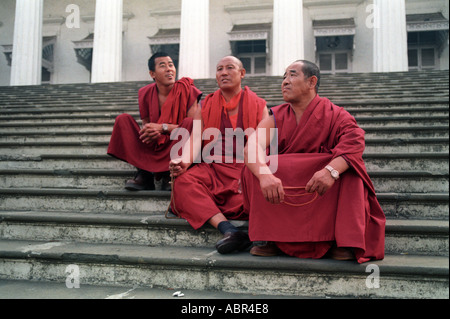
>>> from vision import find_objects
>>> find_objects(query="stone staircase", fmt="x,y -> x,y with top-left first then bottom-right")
0,70 -> 448,299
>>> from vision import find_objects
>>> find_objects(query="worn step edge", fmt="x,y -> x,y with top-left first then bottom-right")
1,134 -> 449,148
1,115 -> 448,126
0,168 -> 448,178
0,106 -> 448,120
0,211 -> 448,235
1,152 -> 447,162
1,242 -> 448,298
1,125 -> 448,137
0,187 -> 170,198
0,239 -> 447,279
1,102 -> 448,116
1,212 -> 448,257
0,187 -> 448,202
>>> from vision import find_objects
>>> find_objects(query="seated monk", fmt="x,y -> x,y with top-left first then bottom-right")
242,60 -> 385,263
169,56 -> 269,254
107,52 -> 202,191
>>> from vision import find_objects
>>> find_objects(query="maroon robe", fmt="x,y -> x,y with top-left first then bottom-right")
242,95 -> 386,263
107,78 -> 202,173
171,89 -> 267,229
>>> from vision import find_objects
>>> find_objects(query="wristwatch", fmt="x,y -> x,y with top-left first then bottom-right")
325,165 -> 340,180
162,123 -> 169,134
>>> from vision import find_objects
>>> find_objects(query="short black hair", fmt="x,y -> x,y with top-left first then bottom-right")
295,60 -> 321,93
148,52 -> 171,72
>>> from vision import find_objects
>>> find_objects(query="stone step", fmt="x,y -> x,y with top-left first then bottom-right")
0,238 -> 447,298
0,188 -> 171,214
0,142 -> 108,156
2,97 -> 448,112
1,133 -> 447,153
0,211 -> 447,257
1,153 -> 447,173
1,145 -> 448,160
0,279 -> 288,299
0,154 -> 134,170
1,110 -> 449,125
0,81 -> 447,96
363,126 -> 449,138
344,103 -> 449,112
1,122 -> 448,136
0,188 -> 448,220
260,93 -> 450,104
1,112 -> 449,127
1,124 -> 447,140
1,129 -> 447,148
363,152 -> 449,172
0,169 -> 448,193
355,116 -> 448,127
1,86 -> 447,100
5,87 -> 439,101
368,171 -> 449,193
0,101 -> 447,117
364,138 -> 449,153
0,80 -> 446,94
0,87 -> 446,106
0,70 -> 447,299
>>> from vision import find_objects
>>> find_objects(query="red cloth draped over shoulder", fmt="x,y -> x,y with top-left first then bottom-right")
243,95 -> 386,263
171,88 -> 267,230
107,77 -> 202,173
275,95 -> 381,202
139,77 -> 198,146
201,86 -> 266,146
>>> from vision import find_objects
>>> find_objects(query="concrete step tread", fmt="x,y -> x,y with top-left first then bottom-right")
0,238 -> 447,277
1,102 -> 448,115
1,152 -> 447,161
1,124 -> 448,134
0,168 -> 448,177
1,124 -> 448,135
1,114 -> 448,124
0,187 -> 448,201
1,134 -> 449,146
0,211 -> 448,234
0,279 -> 299,299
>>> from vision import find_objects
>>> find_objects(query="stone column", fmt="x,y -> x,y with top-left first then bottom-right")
373,0 -> 408,72
272,0 -> 304,76
10,0 -> 44,86
178,0 -> 209,79
91,0 -> 123,83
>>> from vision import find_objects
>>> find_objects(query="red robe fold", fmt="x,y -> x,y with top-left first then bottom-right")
242,95 -> 386,263
171,88 -> 267,229
201,86 -> 267,148
107,78 -> 202,173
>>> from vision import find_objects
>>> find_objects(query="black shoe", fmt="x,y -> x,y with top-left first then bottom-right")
215,231 -> 251,254
125,169 -> 155,191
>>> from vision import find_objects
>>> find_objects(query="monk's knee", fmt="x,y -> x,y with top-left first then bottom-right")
115,113 -> 134,124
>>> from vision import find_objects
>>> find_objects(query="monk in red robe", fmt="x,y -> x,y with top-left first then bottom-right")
169,56 -> 269,254
243,60 -> 385,263
107,52 -> 202,191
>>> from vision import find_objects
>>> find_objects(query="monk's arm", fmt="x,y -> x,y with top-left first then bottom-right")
305,156 -> 349,196
169,105 -> 203,177
305,113 -> 359,195
261,104 -> 270,120
139,101 -> 200,144
245,116 -> 285,204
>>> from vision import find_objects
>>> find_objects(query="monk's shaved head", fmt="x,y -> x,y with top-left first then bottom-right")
217,56 -> 244,70
215,56 -> 246,95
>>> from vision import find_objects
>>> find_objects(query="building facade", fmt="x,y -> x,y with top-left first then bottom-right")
0,0 -> 448,86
